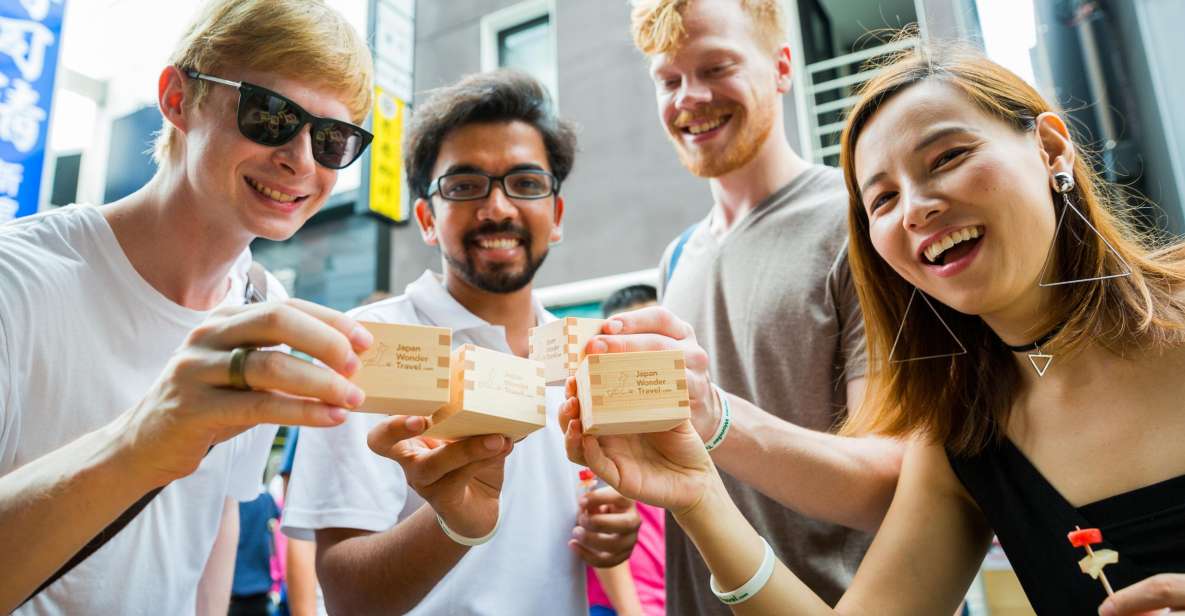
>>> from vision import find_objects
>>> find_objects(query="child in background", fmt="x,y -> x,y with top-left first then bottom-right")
586,285 -> 666,616
230,489 -> 281,616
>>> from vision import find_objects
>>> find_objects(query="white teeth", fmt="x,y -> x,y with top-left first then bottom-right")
687,116 -> 727,135
478,238 -> 519,249
924,226 -> 984,264
247,178 -> 298,203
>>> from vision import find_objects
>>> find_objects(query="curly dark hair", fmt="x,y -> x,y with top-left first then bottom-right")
404,69 -> 578,200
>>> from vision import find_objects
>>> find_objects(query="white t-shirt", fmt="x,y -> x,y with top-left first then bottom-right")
0,205 -> 280,616
283,270 -> 587,616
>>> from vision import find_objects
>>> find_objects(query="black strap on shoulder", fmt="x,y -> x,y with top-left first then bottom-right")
21,485 -> 167,605
21,262 -> 271,607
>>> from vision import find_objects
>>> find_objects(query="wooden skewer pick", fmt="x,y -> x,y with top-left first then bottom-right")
1067,526 -> 1116,597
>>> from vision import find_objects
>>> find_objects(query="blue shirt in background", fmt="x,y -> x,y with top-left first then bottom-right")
232,491 -> 280,596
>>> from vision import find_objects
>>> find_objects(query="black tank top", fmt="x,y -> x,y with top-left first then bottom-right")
947,438 -> 1185,615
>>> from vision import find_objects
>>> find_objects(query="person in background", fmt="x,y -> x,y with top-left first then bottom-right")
275,288 -> 398,616
231,489 -> 282,616
601,284 -> 659,318
584,283 -> 666,616
274,428 -> 323,616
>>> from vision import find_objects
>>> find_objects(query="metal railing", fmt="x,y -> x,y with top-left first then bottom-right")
804,37 -> 919,165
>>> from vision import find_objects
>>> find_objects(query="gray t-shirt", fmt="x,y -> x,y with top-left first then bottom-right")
660,165 -> 870,612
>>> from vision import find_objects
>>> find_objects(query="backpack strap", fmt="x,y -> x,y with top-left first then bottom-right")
666,222 -> 701,285
22,261 -> 272,607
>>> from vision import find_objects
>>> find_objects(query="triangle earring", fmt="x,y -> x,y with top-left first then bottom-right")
1009,172 -> 1130,377
889,286 -> 968,363
1037,172 -> 1133,288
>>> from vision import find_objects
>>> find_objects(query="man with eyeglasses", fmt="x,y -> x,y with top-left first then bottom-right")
0,1 -> 376,613
282,69 -> 642,615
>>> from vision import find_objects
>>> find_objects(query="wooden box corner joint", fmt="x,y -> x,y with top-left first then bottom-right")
576,350 -> 690,435
424,344 -> 548,441
528,317 -> 606,385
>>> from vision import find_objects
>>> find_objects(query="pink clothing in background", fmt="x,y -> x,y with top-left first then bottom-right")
587,502 -> 665,615
270,491 -> 288,598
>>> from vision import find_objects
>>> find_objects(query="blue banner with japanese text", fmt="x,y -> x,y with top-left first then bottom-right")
0,0 -> 66,223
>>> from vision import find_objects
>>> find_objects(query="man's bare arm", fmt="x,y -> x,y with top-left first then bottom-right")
709,378 -> 902,532
284,537 -> 319,616
0,299 -> 372,612
589,308 -> 903,533
315,505 -> 469,615
196,498 -> 238,616
314,416 -> 511,615
0,422 -> 158,613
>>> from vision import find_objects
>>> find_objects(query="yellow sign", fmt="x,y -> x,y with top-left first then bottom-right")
368,87 -> 407,222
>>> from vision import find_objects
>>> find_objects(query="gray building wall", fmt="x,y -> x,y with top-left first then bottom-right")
917,0 -> 976,41
1110,0 -> 1185,234
389,0 -> 806,292
1027,0 -> 1185,235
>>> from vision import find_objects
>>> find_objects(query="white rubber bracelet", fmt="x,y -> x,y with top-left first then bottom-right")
704,383 -> 732,452
436,503 -> 501,547
709,537 -> 776,605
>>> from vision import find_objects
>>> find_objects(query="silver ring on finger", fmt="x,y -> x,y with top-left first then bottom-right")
228,346 -> 256,391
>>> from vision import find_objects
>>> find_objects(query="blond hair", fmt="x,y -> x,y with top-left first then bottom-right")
153,0 -> 373,163
839,42 -> 1185,455
630,0 -> 785,55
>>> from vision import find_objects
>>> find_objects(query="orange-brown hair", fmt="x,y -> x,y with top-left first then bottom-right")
630,0 -> 785,55
154,0 -> 373,163
839,42 -> 1185,455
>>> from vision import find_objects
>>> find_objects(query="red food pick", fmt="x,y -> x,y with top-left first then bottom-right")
579,469 -> 595,482
1068,527 -> 1103,548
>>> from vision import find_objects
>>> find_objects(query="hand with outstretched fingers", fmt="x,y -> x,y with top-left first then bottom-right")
588,306 -> 721,442
368,415 -> 512,539
560,376 -> 716,517
570,486 -> 641,567
117,298 -> 373,489
1099,574 -> 1185,616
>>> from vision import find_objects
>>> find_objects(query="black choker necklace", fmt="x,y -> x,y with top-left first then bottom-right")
1002,322 -> 1065,353
1003,322 -> 1065,377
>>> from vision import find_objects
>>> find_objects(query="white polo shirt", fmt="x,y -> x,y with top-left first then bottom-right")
283,270 -> 586,615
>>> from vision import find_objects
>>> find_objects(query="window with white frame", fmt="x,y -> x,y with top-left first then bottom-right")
480,0 -> 558,103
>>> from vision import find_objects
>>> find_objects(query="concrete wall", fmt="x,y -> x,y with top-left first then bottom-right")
1028,0 -> 1185,235
1114,0 -> 1185,233
388,0 -> 807,292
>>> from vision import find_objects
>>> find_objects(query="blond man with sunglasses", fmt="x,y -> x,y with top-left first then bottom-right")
0,1 -> 375,613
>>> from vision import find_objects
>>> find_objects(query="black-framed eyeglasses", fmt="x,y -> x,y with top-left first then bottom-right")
184,69 -> 373,170
427,170 -> 559,202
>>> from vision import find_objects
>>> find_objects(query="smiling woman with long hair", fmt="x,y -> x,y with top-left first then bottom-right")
561,42 -> 1185,616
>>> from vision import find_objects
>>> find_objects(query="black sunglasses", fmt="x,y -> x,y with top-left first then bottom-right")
184,69 -> 373,170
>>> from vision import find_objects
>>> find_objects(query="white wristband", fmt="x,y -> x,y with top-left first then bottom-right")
436,503 -> 501,547
709,537 -> 776,605
704,383 -> 732,452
